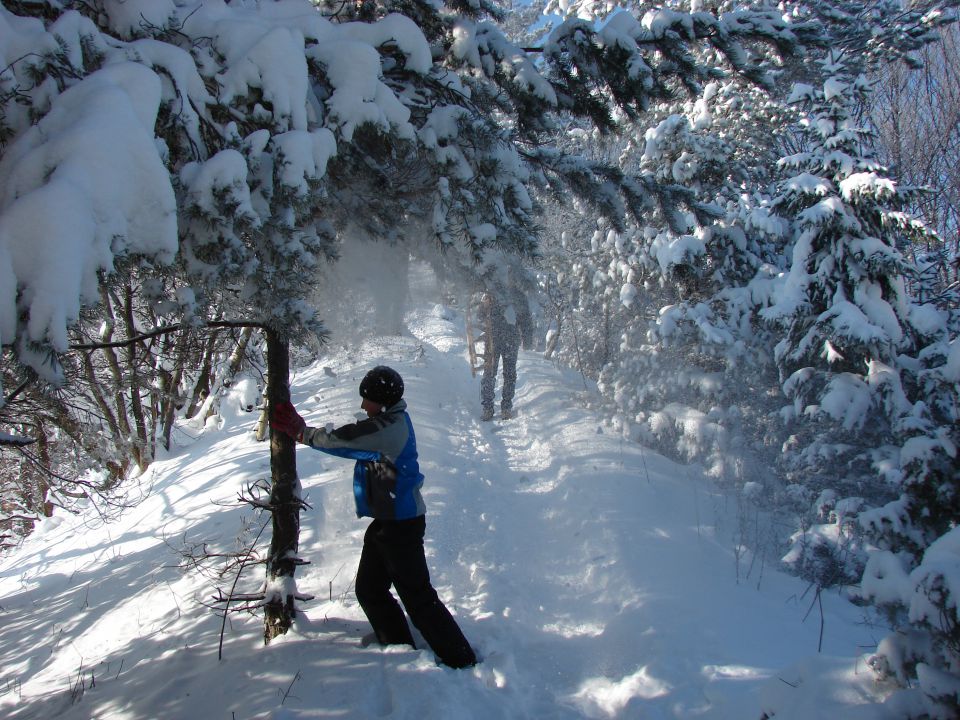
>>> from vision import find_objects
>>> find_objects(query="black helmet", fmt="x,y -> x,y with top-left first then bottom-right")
359,366 -> 404,407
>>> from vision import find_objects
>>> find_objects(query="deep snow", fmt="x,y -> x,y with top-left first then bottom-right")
0,284 -> 901,719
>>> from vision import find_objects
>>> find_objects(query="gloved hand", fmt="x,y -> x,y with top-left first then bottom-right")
272,401 -> 306,440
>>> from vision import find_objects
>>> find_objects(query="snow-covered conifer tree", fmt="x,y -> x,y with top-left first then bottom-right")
604,86 -> 789,472
855,256 -> 960,718
853,320 -> 960,716
533,61 -> 792,481
520,0 -> 814,480
763,51 -> 943,588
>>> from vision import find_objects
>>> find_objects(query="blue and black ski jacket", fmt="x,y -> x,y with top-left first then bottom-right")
301,399 -> 426,520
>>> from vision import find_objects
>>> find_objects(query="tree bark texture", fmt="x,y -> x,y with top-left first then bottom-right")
263,329 -> 300,643
121,285 -> 150,470
185,329 -> 220,420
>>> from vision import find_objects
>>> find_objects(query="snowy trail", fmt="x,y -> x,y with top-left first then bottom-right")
394,308 -> 880,719
0,300 -> 888,720
293,306 -> 874,718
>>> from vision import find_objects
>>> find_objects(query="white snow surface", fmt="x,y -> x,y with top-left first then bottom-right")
1,293 -> 899,719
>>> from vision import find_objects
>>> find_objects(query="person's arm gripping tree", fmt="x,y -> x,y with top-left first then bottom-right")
270,367 -> 476,669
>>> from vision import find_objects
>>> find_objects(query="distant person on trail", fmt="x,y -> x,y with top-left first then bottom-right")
478,286 -> 533,422
271,366 -> 477,669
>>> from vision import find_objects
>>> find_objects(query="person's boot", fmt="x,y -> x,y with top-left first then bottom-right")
501,404 -> 513,420
480,406 -> 494,421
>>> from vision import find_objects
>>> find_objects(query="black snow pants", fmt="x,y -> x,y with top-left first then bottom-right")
355,516 -> 476,669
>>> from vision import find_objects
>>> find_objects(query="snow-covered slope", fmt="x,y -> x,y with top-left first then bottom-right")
0,296 -> 898,719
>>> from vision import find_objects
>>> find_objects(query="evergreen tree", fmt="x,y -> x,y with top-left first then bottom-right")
856,251 -> 960,717
854,305 -> 960,717
520,0 -> 806,481
539,71 -> 791,482
761,50 -> 935,583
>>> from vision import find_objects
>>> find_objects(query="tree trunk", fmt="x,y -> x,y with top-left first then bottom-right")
80,351 -> 124,450
122,285 -> 151,470
185,329 -> 221,419
97,287 -> 140,470
255,368 -> 270,442
263,328 -> 301,643
226,326 -> 254,378
160,330 -> 190,452
30,419 -> 52,518
200,326 -> 256,425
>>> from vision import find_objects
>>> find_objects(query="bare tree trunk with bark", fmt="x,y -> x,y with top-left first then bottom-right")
159,331 -> 190,452
186,330 -> 221,420
263,328 -> 302,643
121,285 -> 151,470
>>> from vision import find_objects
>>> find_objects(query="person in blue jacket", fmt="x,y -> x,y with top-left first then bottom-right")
272,366 -> 476,669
